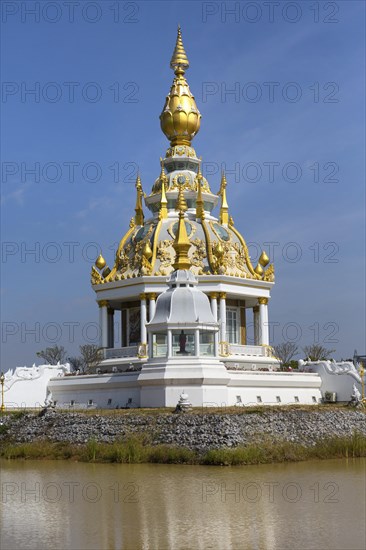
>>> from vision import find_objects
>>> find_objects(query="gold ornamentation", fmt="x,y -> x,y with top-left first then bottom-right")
173,189 -> 191,270
139,293 -> 147,300
219,292 -> 227,299
210,292 -> 219,299
259,251 -> 270,267
195,163 -> 205,220
134,173 -> 144,226
91,265 -> 103,285
258,297 -> 268,305
137,343 -> 148,358
190,238 -> 206,273
147,293 -> 157,300
165,145 -> 197,158
160,27 -> 201,147
219,341 -> 230,357
159,159 -> 168,219
156,239 -> 173,273
254,263 -> 264,276
263,263 -> 275,282
218,171 -> 229,226
97,300 -> 108,308
95,253 -> 106,270
167,218 -> 196,240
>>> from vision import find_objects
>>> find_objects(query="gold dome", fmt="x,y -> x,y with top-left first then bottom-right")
160,27 -> 201,147
95,253 -> 106,270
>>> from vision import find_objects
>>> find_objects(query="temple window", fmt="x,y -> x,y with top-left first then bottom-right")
172,330 -> 195,356
226,307 -> 239,344
199,331 -> 215,356
152,333 -> 168,357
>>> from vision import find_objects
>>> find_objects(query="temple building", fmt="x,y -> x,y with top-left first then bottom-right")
47,28 -> 325,407
92,27 -> 276,374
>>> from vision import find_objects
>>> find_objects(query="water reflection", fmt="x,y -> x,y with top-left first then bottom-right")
1,459 -> 365,549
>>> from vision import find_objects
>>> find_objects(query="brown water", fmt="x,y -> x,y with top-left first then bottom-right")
0,458 -> 365,550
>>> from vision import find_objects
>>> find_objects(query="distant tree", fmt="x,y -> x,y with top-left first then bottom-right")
273,342 -> 299,366
302,345 -> 336,361
68,356 -> 83,372
79,344 -> 102,373
36,345 -> 66,365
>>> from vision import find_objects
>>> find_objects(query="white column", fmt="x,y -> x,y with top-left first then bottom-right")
140,293 -> 147,345
167,330 -> 172,357
210,293 -> 218,321
107,307 -> 114,348
148,293 -> 157,321
194,329 -> 200,356
214,330 -> 219,356
219,292 -> 227,342
98,300 -> 109,348
253,306 -> 260,345
258,298 -> 269,346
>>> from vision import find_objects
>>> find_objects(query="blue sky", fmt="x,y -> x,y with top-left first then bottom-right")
1,0 -> 365,366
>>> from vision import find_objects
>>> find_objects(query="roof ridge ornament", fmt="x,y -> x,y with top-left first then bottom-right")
219,171 -> 229,226
134,173 -> 145,226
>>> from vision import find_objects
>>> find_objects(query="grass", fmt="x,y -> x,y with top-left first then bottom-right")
1,432 -> 365,466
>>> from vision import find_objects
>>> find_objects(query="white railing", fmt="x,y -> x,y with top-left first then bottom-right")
104,346 -> 139,359
229,344 -> 266,357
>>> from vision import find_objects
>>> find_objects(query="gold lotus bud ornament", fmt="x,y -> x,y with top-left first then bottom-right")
143,241 -> 153,260
258,251 -> 270,267
254,263 -> 264,276
160,26 -> 201,147
95,253 -> 106,270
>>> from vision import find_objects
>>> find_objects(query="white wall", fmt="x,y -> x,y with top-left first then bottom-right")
2,364 -> 70,408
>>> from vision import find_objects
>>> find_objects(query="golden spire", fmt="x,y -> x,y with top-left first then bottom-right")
134,173 -> 144,226
173,190 -> 191,271
170,25 -> 189,76
160,27 -> 201,147
195,163 -> 204,220
175,184 -> 188,213
159,159 -> 168,219
219,171 -> 229,226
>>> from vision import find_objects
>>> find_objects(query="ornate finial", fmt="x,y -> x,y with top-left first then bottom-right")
160,28 -> 201,147
135,173 -> 144,226
219,171 -> 229,226
170,25 -> 189,76
173,211 -> 191,271
195,162 -> 204,220
175,184 -> 188,213
95,253 -> 106,270
159,159 -> 168,219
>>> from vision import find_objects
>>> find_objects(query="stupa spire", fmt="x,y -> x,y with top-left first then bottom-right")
134,173 -> 144,226
170,25 -> 189,76
160,27 -> 201,147
173,187 -> 191,270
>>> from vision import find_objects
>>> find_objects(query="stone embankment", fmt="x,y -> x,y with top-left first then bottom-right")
1,408 -> 365,452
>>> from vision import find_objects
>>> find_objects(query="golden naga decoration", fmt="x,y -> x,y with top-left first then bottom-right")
219,171 -> 229,226
173,187 -> 191,270
160,26 -> 201,147
134,173 -> 144,226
